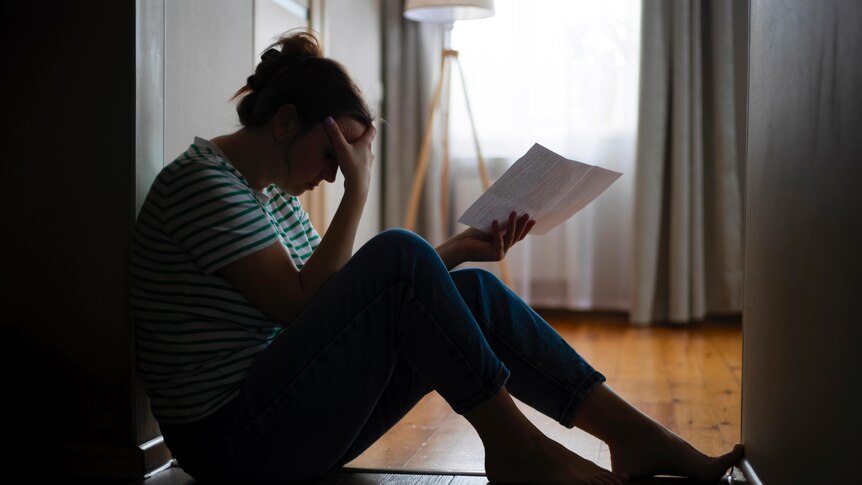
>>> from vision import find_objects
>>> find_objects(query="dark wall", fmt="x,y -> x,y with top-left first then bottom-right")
1,0 -> 156,467
744,0 -> 862,483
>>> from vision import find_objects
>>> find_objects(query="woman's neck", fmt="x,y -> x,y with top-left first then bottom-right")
210,128 -> 280,191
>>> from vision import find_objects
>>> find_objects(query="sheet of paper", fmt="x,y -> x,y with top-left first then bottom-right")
457,143 -> 622,235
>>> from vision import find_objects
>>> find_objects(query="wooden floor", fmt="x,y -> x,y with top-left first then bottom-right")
135,466 -> 743,484
346,312 -> 742,474
131,313 -> 742,484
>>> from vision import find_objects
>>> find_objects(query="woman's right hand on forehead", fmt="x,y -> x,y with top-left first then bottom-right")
324,116 -> 376,195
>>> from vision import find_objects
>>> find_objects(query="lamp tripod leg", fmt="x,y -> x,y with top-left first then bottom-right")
403,50 -> 513,289
404,52 -> 450,232
440,56 -> 453,239
453,56 -> 513,287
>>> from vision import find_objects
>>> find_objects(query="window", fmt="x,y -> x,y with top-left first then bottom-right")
449,0 -> 641,165
450,0 -> 642,310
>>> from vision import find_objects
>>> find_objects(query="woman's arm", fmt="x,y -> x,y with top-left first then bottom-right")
435,236 -> 468,271
295,118 -> 375,296
220,120 -> 376,325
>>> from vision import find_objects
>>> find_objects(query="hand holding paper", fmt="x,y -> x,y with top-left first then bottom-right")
457,143 -> 622,235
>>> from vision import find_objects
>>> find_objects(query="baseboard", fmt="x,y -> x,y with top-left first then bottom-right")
22,435 -> 172,480
141,436 -> 174,478
738,457 -> 763,485
340,466 -> 485,477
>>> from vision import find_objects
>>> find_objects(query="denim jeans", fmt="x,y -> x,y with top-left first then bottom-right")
159,229 -> 605,484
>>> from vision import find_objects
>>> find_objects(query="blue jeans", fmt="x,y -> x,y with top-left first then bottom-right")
159,229 -> 605,484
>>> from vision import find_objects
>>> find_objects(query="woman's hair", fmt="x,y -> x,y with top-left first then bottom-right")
232,30 -> 373,132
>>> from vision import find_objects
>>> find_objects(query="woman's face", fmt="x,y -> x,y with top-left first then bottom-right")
280,117 -> 366,196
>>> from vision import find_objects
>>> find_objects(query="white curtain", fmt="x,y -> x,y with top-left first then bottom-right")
449,0 -> 641,311
630,0 -> 745,324
381,0 -> 446,238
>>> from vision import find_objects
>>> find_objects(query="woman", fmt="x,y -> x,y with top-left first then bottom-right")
132,31 -> 742,484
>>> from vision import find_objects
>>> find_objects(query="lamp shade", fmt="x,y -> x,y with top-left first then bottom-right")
404,0 -> 495,23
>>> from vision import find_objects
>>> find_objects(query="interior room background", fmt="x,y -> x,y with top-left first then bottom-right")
445,0 -> 641,313
145,0 -> 747,326
387,0 -> 746,326
4,0 -> 859,483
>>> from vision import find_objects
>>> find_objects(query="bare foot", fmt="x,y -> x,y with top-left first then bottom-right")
486,430 -> 629,485
465,387 -> 627,484
609,424 -> 743,482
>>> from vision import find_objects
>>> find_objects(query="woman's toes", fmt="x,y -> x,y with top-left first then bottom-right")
717,444 -> 743,465
717,444 -> 744,470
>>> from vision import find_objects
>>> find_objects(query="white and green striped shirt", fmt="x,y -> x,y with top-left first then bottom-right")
131,137 -> 320,424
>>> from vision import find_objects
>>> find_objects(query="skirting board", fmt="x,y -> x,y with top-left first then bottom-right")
22,435 -> 172,480
341,466 -> 485,477
738,457 -> 764,485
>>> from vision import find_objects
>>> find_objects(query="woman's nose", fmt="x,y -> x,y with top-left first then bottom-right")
323,160 -> 337,183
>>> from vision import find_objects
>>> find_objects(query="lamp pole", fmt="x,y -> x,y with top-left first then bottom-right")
401,48 -> 512,286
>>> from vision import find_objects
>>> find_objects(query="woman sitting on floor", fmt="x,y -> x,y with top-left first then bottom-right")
132,31 -> 743,485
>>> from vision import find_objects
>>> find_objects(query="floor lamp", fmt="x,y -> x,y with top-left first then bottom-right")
402,0 -> 512,286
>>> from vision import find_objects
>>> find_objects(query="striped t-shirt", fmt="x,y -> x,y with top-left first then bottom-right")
131,137 -> 320,424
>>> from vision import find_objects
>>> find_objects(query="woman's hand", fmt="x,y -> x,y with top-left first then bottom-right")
437,211 -> 536,269
324,116 -> 376,194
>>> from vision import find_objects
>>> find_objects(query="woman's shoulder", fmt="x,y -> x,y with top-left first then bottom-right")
262,185 -> 308,214
156,140 -> 247,191
262,184 -> 297,203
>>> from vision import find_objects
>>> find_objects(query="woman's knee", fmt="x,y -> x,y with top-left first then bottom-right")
450,267 -> 502,288
365,229 -> 436,256
449,268 -> 511,304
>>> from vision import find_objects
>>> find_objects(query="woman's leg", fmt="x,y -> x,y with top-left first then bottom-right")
463,387 -> 628,485
449,268 -> 607,428
333,354 -> 433,466
338,359 -> 628,485
193,230 -> 621,485
336,354 -> 632,485
450,268 -> 742,482
207,229 -> 502,483
571,383 -> 743,481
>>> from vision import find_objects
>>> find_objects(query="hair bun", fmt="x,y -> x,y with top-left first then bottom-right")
260,48 -> 280,62
249,31 -> 323,92
274,30 -> 323,60
232,29 -> 372,130
246,74 -> 260,91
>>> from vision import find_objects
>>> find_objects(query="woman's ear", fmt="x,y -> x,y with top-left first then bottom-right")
273,104 -> 300,142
